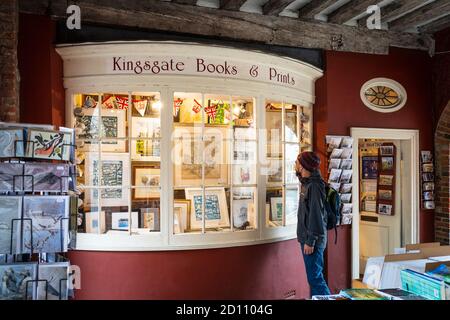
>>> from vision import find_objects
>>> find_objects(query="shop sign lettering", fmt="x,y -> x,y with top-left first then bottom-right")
111,56 -> 297,88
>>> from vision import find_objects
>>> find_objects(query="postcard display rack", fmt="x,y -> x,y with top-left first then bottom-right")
0,122 -> 76,300
325,136 -> 354,225
420,151 -> 435,210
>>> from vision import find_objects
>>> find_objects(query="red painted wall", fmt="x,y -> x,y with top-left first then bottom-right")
18,14 -> 436,299
69,241 -> 309,300
18,13 -> 64,126
317,48 -> 435,292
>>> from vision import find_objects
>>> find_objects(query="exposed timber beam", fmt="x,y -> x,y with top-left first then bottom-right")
263,0 -> 296,16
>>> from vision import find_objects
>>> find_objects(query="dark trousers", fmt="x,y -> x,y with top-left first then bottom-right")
301,244 -> 331,297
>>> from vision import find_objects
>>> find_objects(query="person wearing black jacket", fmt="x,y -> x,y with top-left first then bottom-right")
296,151 -> 331,297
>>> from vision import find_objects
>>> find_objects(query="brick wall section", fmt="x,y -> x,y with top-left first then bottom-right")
435,102 -> 450,244
0,0 -> 19,122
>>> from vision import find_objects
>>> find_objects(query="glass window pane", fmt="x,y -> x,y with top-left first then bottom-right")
82,193 -> 104,234
286,143 -> 300,184
132,188 -> 161,233
232,187 -> 257,231
266,101 -> 282,158
300,106 -> 312,150
285,103 -> 298,143
174,92 -> 204,124
285,187 -> 299,226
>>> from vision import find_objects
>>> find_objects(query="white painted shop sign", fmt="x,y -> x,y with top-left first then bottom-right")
57,42 -> 322,94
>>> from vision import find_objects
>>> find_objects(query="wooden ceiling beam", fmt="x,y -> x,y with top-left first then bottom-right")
419,14 -> 450,34
262,0 -> 296,16
328,0 -> 380,25
220,0 -> 247,11
389,0 -> 450,32
171,0 -> 198,5
298,0 -> 337,20
19,0 -> 432,55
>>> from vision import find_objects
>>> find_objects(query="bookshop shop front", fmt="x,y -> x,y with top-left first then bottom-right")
56,42 -> 323,298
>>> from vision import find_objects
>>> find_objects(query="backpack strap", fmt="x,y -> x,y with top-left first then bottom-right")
334,226 -> 338,245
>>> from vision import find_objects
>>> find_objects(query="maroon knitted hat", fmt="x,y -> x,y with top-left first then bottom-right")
298,151 -> 321,172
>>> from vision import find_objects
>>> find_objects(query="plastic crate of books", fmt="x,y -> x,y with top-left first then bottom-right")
400,269 -> 444,300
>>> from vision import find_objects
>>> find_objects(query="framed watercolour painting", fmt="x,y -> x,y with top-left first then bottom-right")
84,152 -> 130,207
132,165 -> 160,200
185,188 -> 229,229
76,107 -> 126,152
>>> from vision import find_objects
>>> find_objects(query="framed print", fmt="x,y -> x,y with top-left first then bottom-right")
378,203 -> 392,216
85,211 -> 106,234
270,196 -> 283,222
378,190 -> 392,201
0,163 -> 23,192
37,263 -> 70,300
24,163 -> 70,193
424,201 -> 435,209
363,200 -> 377,212
379,175 -> 394,186
0,263 -> 37,300
423,182 -> 434,191
111,211 -> 139,231
421,151 -> 433,163
341,213 -> 353,225
174,200 -> 191,232
140,208 -> 160,231
173,125 -> 229,187
132,165 -> 160,199
267,160 -> 283,185
22,196 -> 70,254
233,199 -> 255,228
131,116 -> 161,161
0,196 -> 22,254
422,163 -> 434,173
362,156 -> 378,179
380,145 -> 394,156
26,129 -> 72,161
381,157 -> 394,171
232,188 -> 254,200
285,111 -> 298,142
232,164 -> 256,185
185,187 -> 229,229
76,107 -> 126,152
0,128 -> 24,157
84,152 -> 130,207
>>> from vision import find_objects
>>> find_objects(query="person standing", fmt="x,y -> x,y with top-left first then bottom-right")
295,151 -> 331,297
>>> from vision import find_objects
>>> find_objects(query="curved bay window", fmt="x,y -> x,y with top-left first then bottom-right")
59,42 -> 321,250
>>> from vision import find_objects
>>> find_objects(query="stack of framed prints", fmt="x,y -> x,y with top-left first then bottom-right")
0,122 -> 77,300
326,135 -> 354,225
376,144 -> 396,216
420,151 -> 435,210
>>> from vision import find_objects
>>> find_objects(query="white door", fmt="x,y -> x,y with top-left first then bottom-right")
359,140 -> 402,274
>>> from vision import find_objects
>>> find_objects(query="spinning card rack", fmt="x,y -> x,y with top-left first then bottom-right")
0,125 -> 77,300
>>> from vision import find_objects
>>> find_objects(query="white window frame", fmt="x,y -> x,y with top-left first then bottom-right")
59,42 -> 322,251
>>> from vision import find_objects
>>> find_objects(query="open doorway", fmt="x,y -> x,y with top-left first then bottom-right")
350,128 -> 420,279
